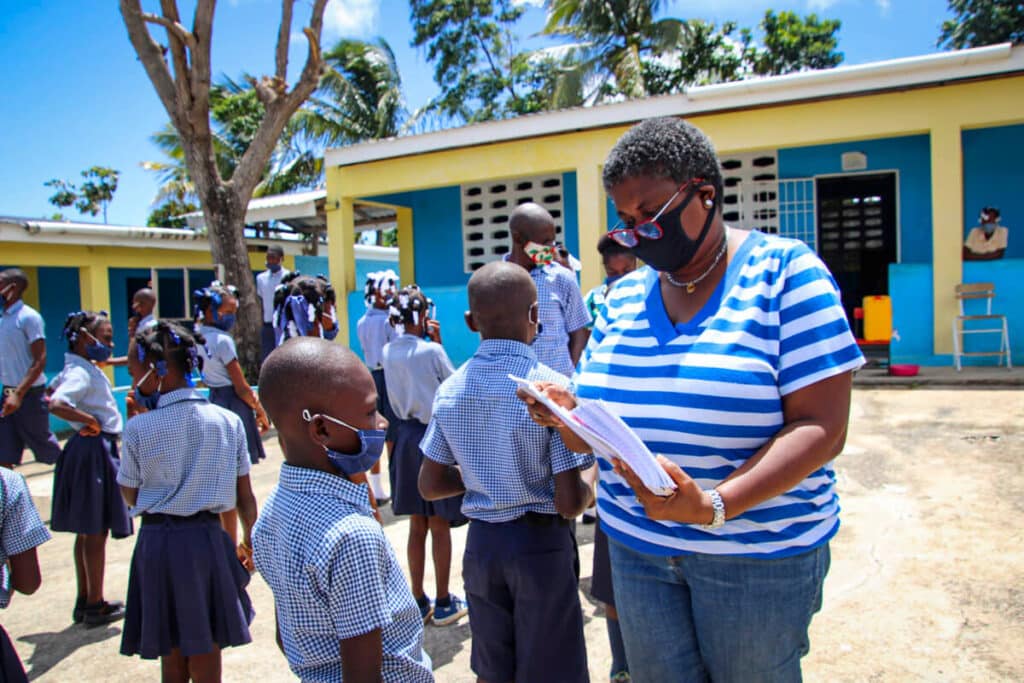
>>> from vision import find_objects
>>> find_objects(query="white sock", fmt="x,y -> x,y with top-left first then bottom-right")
369,473 -> 386,498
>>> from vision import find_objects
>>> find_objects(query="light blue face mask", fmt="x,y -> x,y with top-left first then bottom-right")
302,409 -> 385,477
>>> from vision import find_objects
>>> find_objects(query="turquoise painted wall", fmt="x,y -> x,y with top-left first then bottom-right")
889,259 -> 1023,366
364,172 -> 583,363
962,124 -> 1024,259
778,134 -> 933,263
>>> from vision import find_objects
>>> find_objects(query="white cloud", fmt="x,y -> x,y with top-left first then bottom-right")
806,0 -> 840,10
512,0 -> 545,6
324,0 -> 380,37
875,0 -> 891,14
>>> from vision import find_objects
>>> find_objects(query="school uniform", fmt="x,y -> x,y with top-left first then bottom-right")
117,388 -> 254,659
0,301 -> 60,466
382,334 -> 464,524
357,306 -> 398,443
198,324 -> 266,464
0,468 -> 52,682
49,353 -> 132,539
421,339 -> 595,683
253,464 -> 434,683
256,267 -> 288,362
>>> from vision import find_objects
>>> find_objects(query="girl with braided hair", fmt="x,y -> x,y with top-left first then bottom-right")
272,274 -> 340,346
194,283 -> 269,544
49,310 -> 132,626
381,285 -> 468,626
118,320 -> 257,678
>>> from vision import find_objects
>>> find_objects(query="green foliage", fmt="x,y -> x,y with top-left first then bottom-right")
641,20 -> 748,94
409,0 -> 531,122
44,166 -> 120,223
745,11 -> 842,76
146,197 -> 198,228
939,0 -> 1024,48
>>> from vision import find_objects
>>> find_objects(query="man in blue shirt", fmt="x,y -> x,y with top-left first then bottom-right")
505,203 -> 590,377
0,269 -> 60,468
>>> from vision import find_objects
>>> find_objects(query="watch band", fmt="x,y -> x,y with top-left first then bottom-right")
702,489 -> 726,529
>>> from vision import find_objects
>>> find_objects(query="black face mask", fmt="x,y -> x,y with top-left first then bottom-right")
630,186 -> 716,273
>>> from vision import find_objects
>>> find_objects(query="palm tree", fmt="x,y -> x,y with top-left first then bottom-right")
541,0 -> 688,101
290,37 -> 410,148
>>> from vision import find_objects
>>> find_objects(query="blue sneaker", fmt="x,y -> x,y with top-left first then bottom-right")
416,594 -> 433,624
432,594 -> 468,626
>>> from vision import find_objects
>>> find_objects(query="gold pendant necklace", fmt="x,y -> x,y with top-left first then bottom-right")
664,229 -> 729,293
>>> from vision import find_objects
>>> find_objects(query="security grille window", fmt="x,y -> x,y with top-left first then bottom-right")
777,179 -> 816,250
719,151 -> 780,234
461,174 -> 565,272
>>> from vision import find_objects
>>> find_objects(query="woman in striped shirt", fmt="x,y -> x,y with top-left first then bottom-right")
527,117 -> 863,683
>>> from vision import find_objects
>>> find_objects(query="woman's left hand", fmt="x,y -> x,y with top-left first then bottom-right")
613,455 -> 713,526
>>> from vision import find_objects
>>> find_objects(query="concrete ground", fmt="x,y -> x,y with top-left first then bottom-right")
4,385 -> 1023,681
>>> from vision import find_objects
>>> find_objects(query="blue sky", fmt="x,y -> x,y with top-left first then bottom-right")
0,0 -> 952,226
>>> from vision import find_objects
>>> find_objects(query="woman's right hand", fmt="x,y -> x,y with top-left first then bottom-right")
516,381 -> 577,428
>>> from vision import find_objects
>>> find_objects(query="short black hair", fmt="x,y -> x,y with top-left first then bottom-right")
0,268 -> 28,289
602,117 -> 723,195
467,261 -> 535,339
982,206 -> 1001,218
597,233 -> 634,261
266,245 -> 285,258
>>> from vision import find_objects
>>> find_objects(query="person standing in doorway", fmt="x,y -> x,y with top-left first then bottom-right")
256,246 -> 290,363
505,204 -> 590,378
0,269 -> 61,469
964,206 -> 1008,261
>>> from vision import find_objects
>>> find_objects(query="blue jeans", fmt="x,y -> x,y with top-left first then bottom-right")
608,537 -> 830,683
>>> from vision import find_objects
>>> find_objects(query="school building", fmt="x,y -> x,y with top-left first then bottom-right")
324,42 -> 1024,368
1,212 -> 397,432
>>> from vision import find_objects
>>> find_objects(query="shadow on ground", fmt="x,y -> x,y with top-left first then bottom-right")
20,624 -> 121,681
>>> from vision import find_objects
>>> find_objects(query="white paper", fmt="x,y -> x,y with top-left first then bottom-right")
509,375 -> 677,496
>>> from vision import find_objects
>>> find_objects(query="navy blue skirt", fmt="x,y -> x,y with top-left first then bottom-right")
390,419 -> 466,525
120,512 -> 254,659
50,433 -> 133,539
208,386 -> 266,464
591,519 -> 615,606
0,624 -> 27,683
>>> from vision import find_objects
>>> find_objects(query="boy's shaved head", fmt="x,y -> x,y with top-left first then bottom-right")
259,337 -> 367,430
467,261 -> 536,340
133,288 -> 156,304
509,202 -> 555,241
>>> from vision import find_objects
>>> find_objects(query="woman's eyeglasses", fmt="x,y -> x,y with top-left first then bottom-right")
607,178 -> 705,248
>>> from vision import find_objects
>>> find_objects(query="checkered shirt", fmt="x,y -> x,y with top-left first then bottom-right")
0,468 -> 50,609
252,464 -> 433,683
421,339 -> 595,523
50,353 -> 123,434
118,388 -> 251,516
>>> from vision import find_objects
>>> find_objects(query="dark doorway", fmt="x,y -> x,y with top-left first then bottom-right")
816,173 -> 898,322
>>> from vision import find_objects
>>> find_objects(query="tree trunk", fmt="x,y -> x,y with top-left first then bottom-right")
202,187 -> 263,383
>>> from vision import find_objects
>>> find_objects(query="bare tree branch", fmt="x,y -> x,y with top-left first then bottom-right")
158,0 -> 194,124
119,0 -> 181,127
232,1 -> 327,197
190,0 -> 215,136
141,11 -> 196,50
275,0 -> 294,82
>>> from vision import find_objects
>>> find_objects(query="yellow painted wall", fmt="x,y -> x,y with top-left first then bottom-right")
1,242 -> 293,272
327,75 -> 1024,355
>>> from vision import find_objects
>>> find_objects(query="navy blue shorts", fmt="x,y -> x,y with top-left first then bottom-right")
0,387 -> 60,465
463,515 -> 588,683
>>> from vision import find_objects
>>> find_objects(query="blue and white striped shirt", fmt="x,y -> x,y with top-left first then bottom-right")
253,464 -> 433,683
118,389 -> 250,516
0,468 -> 51,609
422,339 -> 595,523
574,231 -> 864,558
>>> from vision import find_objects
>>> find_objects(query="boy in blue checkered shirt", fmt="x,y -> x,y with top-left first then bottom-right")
419,261 -> 597,683
253,337 -> 433,683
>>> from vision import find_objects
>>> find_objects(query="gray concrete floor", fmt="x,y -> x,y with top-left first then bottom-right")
4,386 -> 1023,681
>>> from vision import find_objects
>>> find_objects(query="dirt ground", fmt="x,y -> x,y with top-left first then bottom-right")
3,387 -> 1022,682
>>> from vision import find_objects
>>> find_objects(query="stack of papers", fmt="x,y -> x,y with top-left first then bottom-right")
509,375 -> 677,496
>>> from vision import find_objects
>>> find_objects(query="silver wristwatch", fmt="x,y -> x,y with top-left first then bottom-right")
702,489 -> 725,529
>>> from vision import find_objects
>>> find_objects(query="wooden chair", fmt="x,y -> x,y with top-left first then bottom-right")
951,282 -> 1011,371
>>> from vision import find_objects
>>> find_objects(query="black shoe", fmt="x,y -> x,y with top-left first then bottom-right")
72,598 -> 86,624
582,514 -> 597,525
375,496 -> 391,506
83,600 -> 125,627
